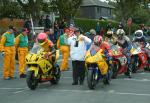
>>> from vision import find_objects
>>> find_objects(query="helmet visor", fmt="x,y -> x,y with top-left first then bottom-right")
135,32 -> 142,37
38,39 -> 46,45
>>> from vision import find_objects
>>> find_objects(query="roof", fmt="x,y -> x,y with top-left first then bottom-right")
81,0 -> 114,8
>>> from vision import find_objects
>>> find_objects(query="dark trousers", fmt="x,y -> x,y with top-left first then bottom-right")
72,61 -> 85,83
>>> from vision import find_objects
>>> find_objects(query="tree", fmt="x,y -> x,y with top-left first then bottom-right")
17,0 -> 44,22
0,0 -> 22,18
108,0 -> 139,24
50,0 -> 83,21
107,0 -> 150,25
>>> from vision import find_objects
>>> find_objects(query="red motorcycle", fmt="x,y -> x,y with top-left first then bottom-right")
110,45 -> 128,79
131,42 -> 150,72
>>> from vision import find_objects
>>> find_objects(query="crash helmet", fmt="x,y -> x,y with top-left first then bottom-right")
37,32 -> 48,46
106,30 -> 113,38
116,29 -> 125,36
134,30 -> 143,39
90,29 -> 96,35
93,35 -> 103,45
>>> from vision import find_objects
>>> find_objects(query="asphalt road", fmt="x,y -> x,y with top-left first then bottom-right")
0,55 -> 150,103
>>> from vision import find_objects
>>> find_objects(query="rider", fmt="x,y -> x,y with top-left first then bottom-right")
37,32 -> 55,60
91,35 -> 112,84
105,30 -> 116,46
133,30 -> 150,58
116,29 -> 132,78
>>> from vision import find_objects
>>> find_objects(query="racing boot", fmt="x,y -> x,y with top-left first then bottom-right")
103,75 -> 110,85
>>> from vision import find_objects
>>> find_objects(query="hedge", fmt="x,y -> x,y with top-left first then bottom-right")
74,18 -> 139,35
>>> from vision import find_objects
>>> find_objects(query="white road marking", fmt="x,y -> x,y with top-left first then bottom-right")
40,89 -> 150,97
123,78 -> 150,82
0,87 -> 26,90
13,89 -> 28,94
114,92 -> 150,97
49,89 -> 93,93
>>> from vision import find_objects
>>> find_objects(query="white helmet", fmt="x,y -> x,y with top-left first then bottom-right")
90,29 -> 96,35
107,30 -> 113,35
116,29 -> 125,36
134,30 -> 143,39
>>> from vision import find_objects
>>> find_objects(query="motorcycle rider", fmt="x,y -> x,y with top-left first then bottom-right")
133,30 -> 150,58
37,32 -> 54,60
115,29 -> 132,78
105,30 -> 116,46
91,35 -> 112,84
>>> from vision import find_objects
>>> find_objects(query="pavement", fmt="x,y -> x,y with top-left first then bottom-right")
0,54 -> 150,103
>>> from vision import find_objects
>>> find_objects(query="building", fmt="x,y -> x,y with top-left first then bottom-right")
80,0 -> 114,19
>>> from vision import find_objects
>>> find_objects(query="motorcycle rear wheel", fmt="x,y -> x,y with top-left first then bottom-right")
50,64 -> 61,84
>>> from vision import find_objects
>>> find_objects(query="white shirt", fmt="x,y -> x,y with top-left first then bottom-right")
68,34 -> 92,61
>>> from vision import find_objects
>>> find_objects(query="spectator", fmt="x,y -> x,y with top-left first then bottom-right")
107,22 -> 113,31
100,27 -> 105,37
95,22 -> 101,35
24,17 -> 31,33
59,19 -> 67,35
45,15 -> 52,29
38,15 -> 45,27
68,28 -> 92,85
54,20 -> 59,40
69,24 -> 75,37
118,22 -> 124,29
44,28 -> 55,43
85,32 -> 92,50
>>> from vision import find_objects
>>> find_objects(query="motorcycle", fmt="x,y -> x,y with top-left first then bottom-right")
110,45 -> 128,79
85,48 -> 111,90
131,42 -> 148,73
26,47 -> 61,90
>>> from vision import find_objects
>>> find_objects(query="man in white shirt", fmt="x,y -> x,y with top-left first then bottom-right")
68,28 -> 92,85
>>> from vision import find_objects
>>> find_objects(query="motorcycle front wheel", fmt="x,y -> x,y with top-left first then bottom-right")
132,56 -> 139,73
111,61 -> 119,79
87,68 -> 97,90
26,70 -> 38,90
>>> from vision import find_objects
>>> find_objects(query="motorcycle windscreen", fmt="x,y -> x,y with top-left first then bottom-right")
30,43 -> 41,54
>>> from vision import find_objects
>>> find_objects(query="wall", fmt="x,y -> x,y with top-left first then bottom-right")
80,6 -> 96,19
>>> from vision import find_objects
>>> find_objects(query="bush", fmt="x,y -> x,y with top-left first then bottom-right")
74,18 -> 139,35
74,18 -> 118,32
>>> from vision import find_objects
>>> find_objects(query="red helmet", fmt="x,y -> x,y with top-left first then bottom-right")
37,32 -> 47,46
94,35 -> 102,44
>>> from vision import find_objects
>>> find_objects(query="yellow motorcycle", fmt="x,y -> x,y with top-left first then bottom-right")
85,48 -> 111,90
26,47 -> 61,90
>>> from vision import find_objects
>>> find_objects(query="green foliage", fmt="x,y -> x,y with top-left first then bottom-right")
0,1 -> 22,18
74,18 -> 119,32
107,0 -> 150,25
132,8 -> 150,24
74,18 -> 139,34
50,0 -> 82,20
